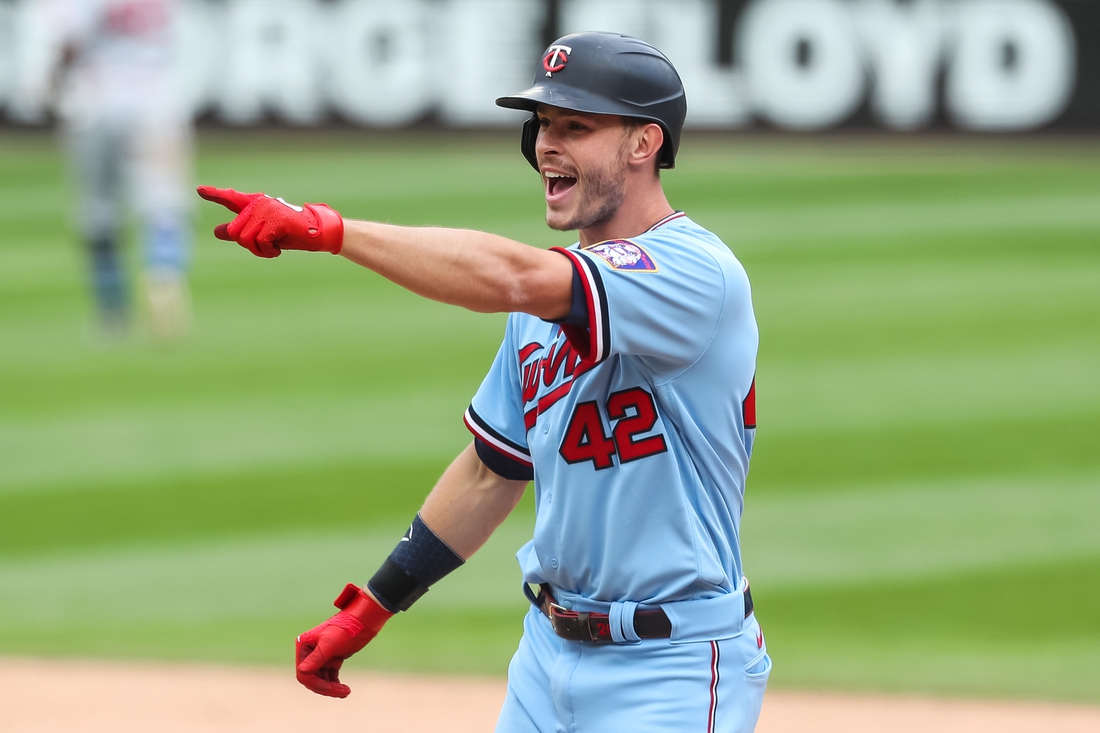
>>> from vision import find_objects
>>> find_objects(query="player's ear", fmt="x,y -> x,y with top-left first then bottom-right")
627,123 -> 664,174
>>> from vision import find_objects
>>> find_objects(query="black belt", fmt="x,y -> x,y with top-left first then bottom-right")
526,583 -> 753,644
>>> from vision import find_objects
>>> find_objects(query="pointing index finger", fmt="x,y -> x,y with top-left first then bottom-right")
196,185 -> 258,214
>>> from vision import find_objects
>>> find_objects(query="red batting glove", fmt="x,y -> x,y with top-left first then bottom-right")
295,584 -> 394,698
197,186 -> 345,258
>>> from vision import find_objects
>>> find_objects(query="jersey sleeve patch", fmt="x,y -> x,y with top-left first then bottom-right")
584,240 -> 658,272
464,405 -> 532,467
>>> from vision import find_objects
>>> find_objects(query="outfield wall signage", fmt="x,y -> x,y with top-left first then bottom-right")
0,0 -> 1096,131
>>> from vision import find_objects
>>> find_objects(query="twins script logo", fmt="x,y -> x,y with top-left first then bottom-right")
518,334 -> 588,430
586,240 -> 658,272
543,45 -> 572,77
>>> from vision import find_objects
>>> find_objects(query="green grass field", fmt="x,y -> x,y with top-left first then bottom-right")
1,129 -> 1098,703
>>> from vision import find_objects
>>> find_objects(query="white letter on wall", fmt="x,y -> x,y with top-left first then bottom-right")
435,0 -> 542,126
8,0 -> 57,123
322,0 -> 432,126
178,0 -> 224,118
651,0 -> 751,128
853,0 -> 945,130
945,0 -> 1075,130
0,1 -> 15,114
739,0 -> 866,129
217,0 -> 323,125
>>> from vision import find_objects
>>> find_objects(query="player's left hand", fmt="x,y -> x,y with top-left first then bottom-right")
197,186 -> 345,258
294,584 -> 394,698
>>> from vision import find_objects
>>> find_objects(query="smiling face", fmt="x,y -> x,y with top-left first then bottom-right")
535,106 -> 638,233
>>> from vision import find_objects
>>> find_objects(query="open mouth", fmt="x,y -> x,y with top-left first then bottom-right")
544,171 -> 578,202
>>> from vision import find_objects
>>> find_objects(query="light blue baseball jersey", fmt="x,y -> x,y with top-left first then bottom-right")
465,212 -> 758,606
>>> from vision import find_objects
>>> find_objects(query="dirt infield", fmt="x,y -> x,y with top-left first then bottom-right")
2,656 -> 1099,732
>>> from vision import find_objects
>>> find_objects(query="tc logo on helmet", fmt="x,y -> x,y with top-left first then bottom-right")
543,45 -> 572,77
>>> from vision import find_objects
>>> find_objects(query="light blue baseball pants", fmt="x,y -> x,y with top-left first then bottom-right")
496,606 -> 771,733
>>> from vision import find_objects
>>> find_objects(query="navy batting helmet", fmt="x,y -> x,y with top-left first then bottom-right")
495,32 -> 687,171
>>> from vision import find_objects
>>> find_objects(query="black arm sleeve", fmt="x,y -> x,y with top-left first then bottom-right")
367,513 -> 465,612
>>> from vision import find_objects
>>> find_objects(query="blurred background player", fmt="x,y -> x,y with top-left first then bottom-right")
47,0 -> 193,342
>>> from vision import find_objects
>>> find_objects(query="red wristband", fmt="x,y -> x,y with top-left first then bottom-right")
334,583 -> 393,634
305,203 -> 345,254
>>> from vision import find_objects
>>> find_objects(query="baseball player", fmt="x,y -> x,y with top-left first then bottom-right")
199,32 -> 768,733
47,0 -> 193,341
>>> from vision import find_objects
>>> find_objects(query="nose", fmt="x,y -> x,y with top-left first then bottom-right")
535,122 -> 561,163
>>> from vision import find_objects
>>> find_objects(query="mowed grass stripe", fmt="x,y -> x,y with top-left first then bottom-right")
758,345 -> 1100,430
0,459 -> 454,559
750,412 -> 1100,491
0,517 -> 535,624
0,389 -> 474,495
670,137 -> 1100,203
0,512 -> 536,670
0,262 -> 508,369
742,473 -> 1100,587
761,557 -> 1100,703
754,253 -> 1100,334
695,193 -> 1100,250
0,300 -> 502,412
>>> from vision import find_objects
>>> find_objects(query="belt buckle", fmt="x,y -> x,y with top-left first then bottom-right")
548,602 -> 578,638
549,604 -> 612,643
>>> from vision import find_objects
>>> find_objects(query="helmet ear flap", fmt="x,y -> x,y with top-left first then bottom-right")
521,114 -> 540,171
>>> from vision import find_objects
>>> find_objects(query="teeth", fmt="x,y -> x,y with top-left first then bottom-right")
545,172 -> 571,178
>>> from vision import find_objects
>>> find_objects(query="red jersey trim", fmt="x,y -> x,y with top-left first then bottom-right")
743,377 -> 756,430
550,247 -> 611,366
648,211 -> 686,231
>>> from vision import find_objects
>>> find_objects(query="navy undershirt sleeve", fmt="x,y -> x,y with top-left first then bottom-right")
544,264 -> 589,327
475,437 -> 534,481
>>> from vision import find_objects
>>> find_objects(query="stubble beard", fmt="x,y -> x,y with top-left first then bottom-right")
547,152 -> 628,233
